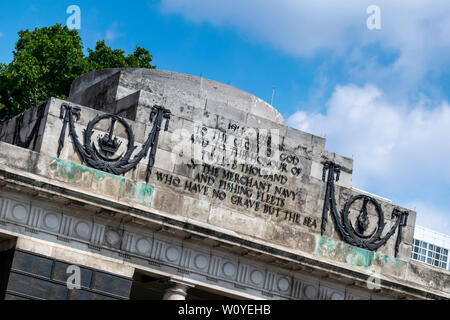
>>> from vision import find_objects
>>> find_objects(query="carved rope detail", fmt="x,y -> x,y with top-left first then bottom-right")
321,161 -> 409,257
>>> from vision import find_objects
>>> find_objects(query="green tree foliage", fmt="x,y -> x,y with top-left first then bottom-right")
0,24 -> 155,122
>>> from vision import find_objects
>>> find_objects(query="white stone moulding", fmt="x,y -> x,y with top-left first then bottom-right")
0,193 -> 369,300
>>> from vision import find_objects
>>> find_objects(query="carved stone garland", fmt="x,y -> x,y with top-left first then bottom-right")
321,161 -> 408,257
57,104 -> 171,183
13,102 -> 46,149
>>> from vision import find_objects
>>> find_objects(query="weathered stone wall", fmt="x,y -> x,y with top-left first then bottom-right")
0,182 -> 445,300
0,68 -> 447,299
67,69 -> 415,261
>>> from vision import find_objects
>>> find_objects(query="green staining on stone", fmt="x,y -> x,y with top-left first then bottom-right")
316,236 -> 337,255
132,182 -> 153,206
315,236 -> 403,271
373,252 -> 404,269
343,246 -> 374,268
49,158 -> 153,206
49,158 -> 94,185
93,169 -> 126,185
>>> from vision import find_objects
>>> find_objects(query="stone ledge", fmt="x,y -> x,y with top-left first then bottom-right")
0,166 -> 447,299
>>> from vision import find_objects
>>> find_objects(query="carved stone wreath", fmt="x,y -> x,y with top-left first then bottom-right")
57,104 -> 171,183
321,161 -> 409,257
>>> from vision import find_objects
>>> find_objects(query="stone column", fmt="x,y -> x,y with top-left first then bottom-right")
162,280 -> 194,300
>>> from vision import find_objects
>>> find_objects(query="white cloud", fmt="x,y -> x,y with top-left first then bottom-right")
159,0 -> 450,92
287,84 -> 450,234
105,22 -> 121,42
288,84 -> 450,187
161,0 -> 364,56
405,201 -> 450,236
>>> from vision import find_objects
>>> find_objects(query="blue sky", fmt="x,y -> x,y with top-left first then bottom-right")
0,0 -> 449,235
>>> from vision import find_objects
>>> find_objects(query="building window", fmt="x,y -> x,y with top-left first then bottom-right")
411,239 -> 449,270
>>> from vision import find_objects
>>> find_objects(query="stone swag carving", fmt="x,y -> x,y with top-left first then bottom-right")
321,161 -> 409,257
57,104 -> 171,183
13,102 -> 46,149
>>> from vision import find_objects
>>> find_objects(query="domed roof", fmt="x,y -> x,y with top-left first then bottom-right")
69,68 -> 285,125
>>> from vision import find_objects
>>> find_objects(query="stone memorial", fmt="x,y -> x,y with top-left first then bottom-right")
0,68 -> 448,300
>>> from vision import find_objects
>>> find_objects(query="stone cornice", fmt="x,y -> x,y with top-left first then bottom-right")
0,166 -> 447,300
